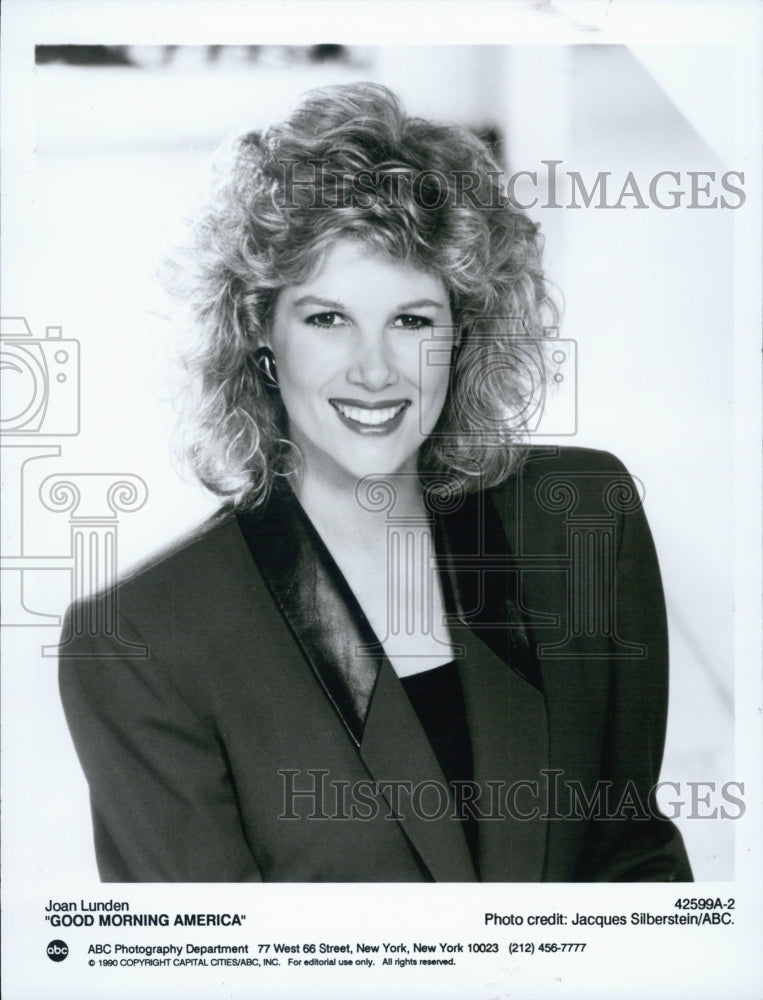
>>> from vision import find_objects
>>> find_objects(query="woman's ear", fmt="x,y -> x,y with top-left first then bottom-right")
254,346 -> 279,389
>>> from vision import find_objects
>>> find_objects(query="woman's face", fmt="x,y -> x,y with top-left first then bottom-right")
267,239 -> 455,488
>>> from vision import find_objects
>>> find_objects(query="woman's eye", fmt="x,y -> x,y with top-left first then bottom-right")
305,312 -> 347,329
393,314 -> 433,330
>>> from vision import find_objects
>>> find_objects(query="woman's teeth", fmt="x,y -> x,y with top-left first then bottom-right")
332,402 -> 406,426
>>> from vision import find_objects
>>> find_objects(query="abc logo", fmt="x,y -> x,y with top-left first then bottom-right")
47,939 -> 69,962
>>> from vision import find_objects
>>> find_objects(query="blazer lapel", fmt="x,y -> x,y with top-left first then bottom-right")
455,623 -> 548,880
359,663 -> 478,882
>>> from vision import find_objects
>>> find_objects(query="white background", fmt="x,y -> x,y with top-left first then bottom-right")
2,2 -> 761,999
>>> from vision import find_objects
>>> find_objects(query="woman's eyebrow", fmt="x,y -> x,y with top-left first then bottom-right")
396,298 -> 446,310
292,296 -> 346,309
291,295 -> 446,310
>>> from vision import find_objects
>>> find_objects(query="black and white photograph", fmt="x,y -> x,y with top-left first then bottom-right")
2,2 -> 761,998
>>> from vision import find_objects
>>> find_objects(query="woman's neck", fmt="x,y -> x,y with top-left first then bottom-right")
293,464 -> 429,550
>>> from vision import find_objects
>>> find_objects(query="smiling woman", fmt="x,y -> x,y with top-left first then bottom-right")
266,241 -> 454,484
58,83 -> 692,883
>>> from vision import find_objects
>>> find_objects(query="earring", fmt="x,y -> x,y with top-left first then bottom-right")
254,346 -> 279,389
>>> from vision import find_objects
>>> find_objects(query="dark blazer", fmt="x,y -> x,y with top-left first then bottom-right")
59,446 -> 692,882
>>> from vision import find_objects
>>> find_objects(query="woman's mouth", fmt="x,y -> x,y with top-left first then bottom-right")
329,398 -> 411,435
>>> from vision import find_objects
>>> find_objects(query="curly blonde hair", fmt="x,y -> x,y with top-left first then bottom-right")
167,82 -> 558,507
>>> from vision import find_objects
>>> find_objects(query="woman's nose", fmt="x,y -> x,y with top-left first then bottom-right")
346,334 -> 398,391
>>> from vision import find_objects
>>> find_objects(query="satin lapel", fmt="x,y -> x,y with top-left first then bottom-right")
436,488 -> 549,881
236,482 -> 379,748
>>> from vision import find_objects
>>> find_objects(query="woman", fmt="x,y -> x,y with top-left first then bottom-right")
59,83 -> 692,882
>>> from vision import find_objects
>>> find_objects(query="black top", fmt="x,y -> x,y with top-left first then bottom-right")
400,661 -> 478,867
